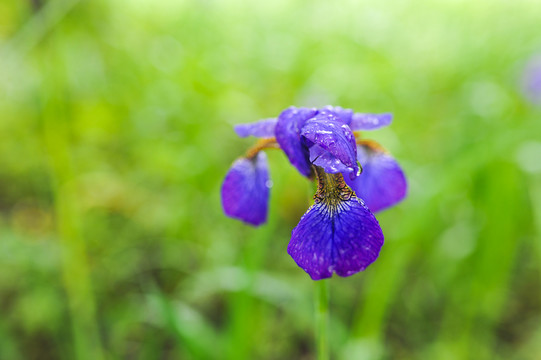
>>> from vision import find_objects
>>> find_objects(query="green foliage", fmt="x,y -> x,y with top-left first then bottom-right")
1,0 -> 540,359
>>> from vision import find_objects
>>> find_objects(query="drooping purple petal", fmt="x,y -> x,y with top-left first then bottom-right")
287,197 -> 384,280
348,113 -> 393,131
221,152 -> 271,226
275,106 -> 318,177
345,145 -> 407,212
301,111 -> 359,179
234,118 -> 277,138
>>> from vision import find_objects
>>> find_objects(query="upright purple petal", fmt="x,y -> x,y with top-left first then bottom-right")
321,106 -> 354,124
345,145 -> 407,212
321,106 -> 392,131
221,152 -> 271,226
275,106 -> 318,177
348,113 -> 393,131
234,118 -> 277,138
301,111 -> 359,179
288,197 -> 384,280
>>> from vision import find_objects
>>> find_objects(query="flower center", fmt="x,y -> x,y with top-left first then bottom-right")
313,166 -> 354,213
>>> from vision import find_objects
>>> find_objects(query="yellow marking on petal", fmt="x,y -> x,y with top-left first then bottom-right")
312,166 -> 355,215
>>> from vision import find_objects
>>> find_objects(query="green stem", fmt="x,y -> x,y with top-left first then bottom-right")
316,279 -> 330,360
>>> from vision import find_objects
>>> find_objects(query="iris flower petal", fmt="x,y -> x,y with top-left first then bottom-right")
275,106 -> 318,177
348,113 -> 393,131
288,169 -> 384,280
309,144 -> 354,174
221,152 -> 271,226
321,106 -> 392,131
321,106 -> 354,124
234,118 -> 277,138
288,196 -> 384,280
301,111 -> 359,179
345,145 -> 407,212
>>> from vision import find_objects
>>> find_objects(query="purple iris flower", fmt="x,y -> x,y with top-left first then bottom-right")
522,55 -> 541,104
221,106 -> 406,279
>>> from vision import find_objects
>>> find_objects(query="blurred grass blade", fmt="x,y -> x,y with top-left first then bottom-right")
3,0 -> 81,56
147,289 -> 220,360
436,161 -> 531,359
40,32 -> 104,360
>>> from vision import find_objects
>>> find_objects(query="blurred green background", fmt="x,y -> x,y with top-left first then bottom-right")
1,0 -> 541,359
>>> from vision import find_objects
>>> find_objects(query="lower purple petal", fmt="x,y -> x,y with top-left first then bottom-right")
221,152 -> 271,226
345,145 -> 407,212
287,197 -> 384,280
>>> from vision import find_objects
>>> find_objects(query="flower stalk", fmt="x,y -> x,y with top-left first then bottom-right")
316,279 -> 330,360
